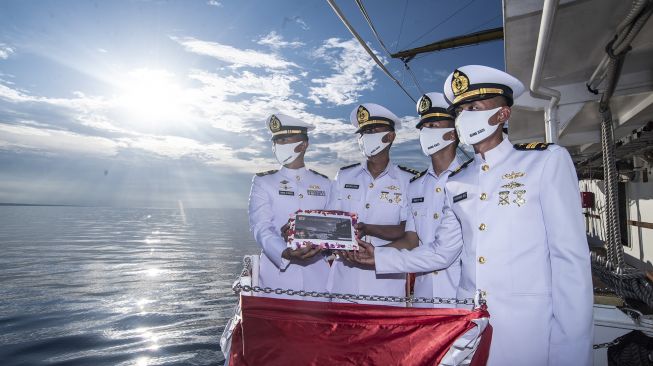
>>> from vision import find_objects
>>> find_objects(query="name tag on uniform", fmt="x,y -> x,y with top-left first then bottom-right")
344,184 -> 359,189
278,190 -> 294,196
307,190 -> 325,196
412,197 -> 424,203
453,192 -> 467,203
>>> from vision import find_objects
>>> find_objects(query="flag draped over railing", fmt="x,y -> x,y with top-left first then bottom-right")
228,295 -> 492,366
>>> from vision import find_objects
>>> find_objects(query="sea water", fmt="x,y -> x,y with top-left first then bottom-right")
0,206 -> 258,366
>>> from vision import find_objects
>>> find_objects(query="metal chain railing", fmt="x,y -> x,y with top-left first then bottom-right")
232,282 -> 483,306
593,335 -> 623,350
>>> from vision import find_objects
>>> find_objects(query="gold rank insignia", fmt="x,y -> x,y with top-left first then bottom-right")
385,185 -> 399,191
502,171 -> 525,180
513,190 -> 526,207
309,184 -> 321,190
269,115 -> 282,132
451,70 -> 470,96
357,105 -> 370,126
501,181 -> 524,190
499,191 -> 510,206
418,95 -> 431,114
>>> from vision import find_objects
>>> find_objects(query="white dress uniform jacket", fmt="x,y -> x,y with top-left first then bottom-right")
406,157 -> 464,307
375,138 -> 593,365
248,166 -> 332,297
327,162 -> 415,304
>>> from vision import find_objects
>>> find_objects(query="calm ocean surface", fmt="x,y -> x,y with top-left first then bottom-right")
0,206 -> 258,366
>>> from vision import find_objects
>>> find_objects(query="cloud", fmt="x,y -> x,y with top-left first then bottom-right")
0,44 -> 14,60
207,0 -> 222,7
257,31 -> 304,50
283,16 -> 309,31
308,38 -> 378,105
172,36 -> 297,69
0,123 -> 120,157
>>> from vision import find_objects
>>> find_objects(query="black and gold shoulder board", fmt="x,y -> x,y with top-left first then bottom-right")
309,169 -> 328,179
340,163 -> 361,170
513,142 -> 553,151
398,165 -> 420,176
256,169 -> 278,177
410,169 -> 428,183
448,159 -> 474,178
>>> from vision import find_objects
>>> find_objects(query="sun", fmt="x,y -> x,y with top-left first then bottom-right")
115,68 -> 187,126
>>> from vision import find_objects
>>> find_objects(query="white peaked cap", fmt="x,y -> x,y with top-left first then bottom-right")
415,92 -> 455,128
443,65 -> 525,109
266,113 -> 314,140
349,103 -> 399,133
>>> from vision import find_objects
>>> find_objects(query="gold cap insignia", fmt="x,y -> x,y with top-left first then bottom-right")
418,95 -> 431,115
356,105 -> 370,126
451,70 -> 470,96
269,115 -> 282,132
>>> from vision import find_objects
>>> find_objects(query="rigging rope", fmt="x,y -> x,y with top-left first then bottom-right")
404,0 -> 478,49
325,0 -> 417,103
353,0 -> 425,96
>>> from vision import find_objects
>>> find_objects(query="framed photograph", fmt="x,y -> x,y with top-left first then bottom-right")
287,210 -> 358,251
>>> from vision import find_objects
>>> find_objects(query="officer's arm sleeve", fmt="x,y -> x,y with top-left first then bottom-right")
405,204 -> 416,233
248,176 -> 290,270
376,200 -> 462,274
541,148 -> 593,365
327,174 -> 341,211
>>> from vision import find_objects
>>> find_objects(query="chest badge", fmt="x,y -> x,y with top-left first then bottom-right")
513,190 -> 526,207
385,185 -> 399,191
501,181 -> 524,190
309,184 -> 321,190
502,171 -> 525,180
499,191 -> 510,206
380,191 -> 389,200
393,193 -> 402,204
279,180 -> 292,190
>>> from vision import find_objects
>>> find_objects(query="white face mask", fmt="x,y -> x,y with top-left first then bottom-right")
419,127 -> 455,156
455,107 -> 502,146
358,132 -> 390,158
273,141 -> 303,165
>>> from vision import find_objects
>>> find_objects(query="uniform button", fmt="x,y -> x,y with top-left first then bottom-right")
299,194 -> 304,199
481,164 -> 489,172
478,256 -> 486,264
296,175 -> 301,181
481,290 -> 487,297
433,271 -> 438,275
480,193 -> 487,200
347,194 -> 351,199
365,203 -> 370,209
433,213 -> 439,219
435,187 -> 442,193
413,211 -> 418,217
479,223 -> 486,231
369,183 -> 374,188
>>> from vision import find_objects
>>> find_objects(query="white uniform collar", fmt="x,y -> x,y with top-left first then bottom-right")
361,161 -> 396,180
280,166 -> 308,181
475,137 -> 512,167
428,155 -> 465,179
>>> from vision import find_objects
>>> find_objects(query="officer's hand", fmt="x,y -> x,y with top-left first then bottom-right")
354,222 -> 367,238
335,249 -> 355,263
282,244 -> 322,261
352,238 -> 376,266
280,221 -> 291,242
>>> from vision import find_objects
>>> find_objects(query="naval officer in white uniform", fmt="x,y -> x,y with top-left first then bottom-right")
353,66 -> 593,365
248,114 -> 332,298
383,92 -> 466,307
327,103 -> 418,305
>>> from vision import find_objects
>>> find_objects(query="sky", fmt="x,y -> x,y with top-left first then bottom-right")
0,0 -> 504,208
